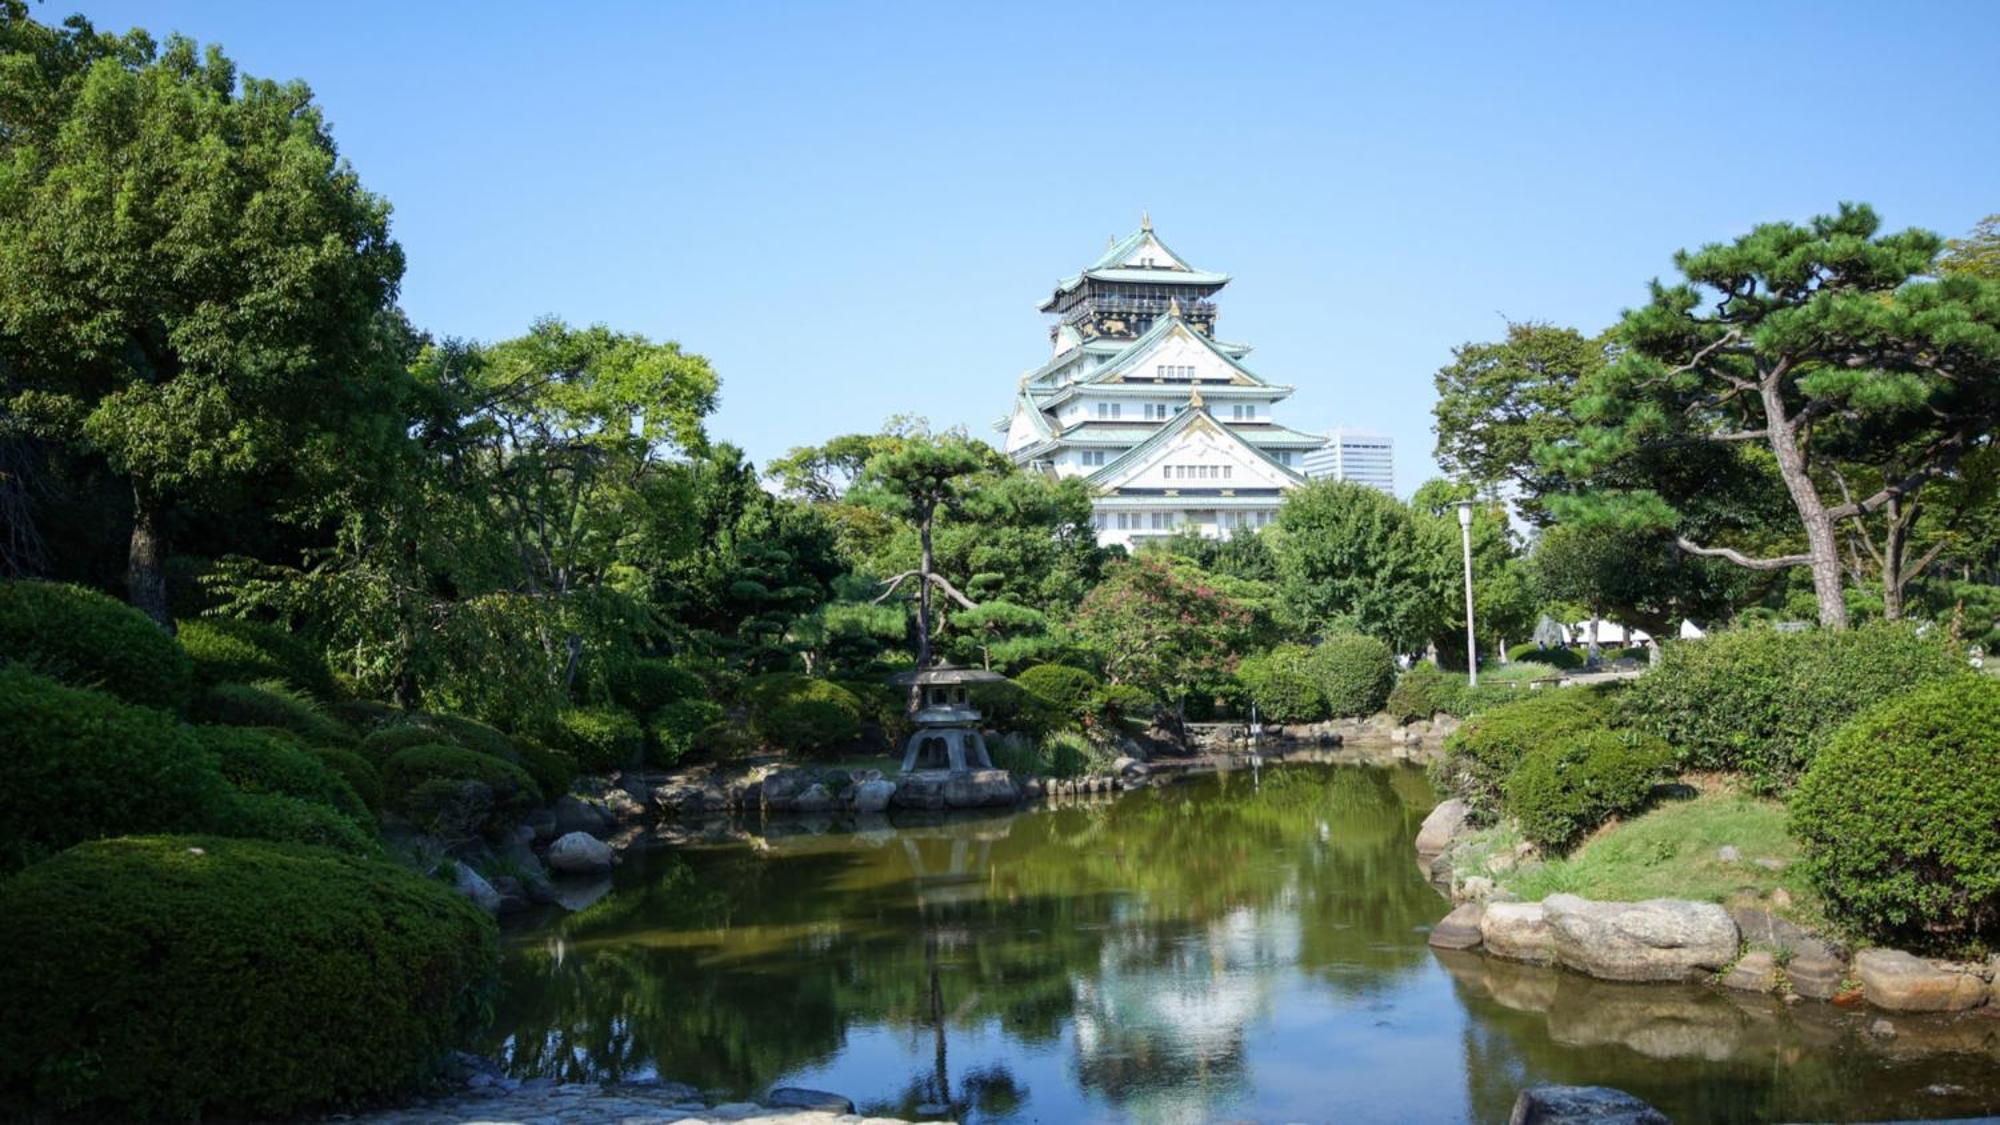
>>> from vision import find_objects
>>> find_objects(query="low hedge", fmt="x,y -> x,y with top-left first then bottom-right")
177,617 -> 335,699
608,657 -> 704,714
1434,687 -> 1615,822
744,674 -> 863,755
1622,621 -> 1963,790
649,697 -> 724,766
0,836 -> 497,1120
195,681 -> 356,747
382,744 -> 539,836
207,791 -> 378,856
0,666 -> 222,872
967,677 -> 1063,738
1311,634 -> 1396,718
1504,729 -> 1673,852
1015,664 -> 1101,728
514,742 -> 579,801
1508,642 -> 1581,670
0,579 -> 194,711
429,713 -> 520,762
193,726 -> 369,820
1387,661 -> 1459,724
308,746 -> 385,813
550,705 -> 647,771
361,720 -> 455,762
1792,676 -> 2000,947
1236,644 -> 1323,723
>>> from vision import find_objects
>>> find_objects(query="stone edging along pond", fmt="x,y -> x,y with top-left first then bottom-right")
1414,799 -> 2000,1017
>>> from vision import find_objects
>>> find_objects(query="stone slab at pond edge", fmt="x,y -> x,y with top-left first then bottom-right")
1509,1084 -> 1669,1125
1853,948 -> 1991,1012
1542,894 -> 1739,982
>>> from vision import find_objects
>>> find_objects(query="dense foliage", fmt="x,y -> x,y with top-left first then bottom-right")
745,674 -> 863,755
382,744 -> 540,837
195,680 -> 356,746
1504,729 -> 1673,851
1792,677 -> 2000,947
0,580 -> 193,709
0,666 -> 219,871
1386,661 -> 1459,724
1434,688 -> 1616,821
0,836 -> 497,1120
1620,622 -> 1963,789
194,725 -> 368,820
1311,634 -> 1397,718
549,705 -> 647,772
178,617 -> 336,698
1236,644 -> 1323,722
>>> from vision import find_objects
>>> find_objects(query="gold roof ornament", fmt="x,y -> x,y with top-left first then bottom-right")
1188,384 -> 1205,409
1141,210 -> 1152,231
1168,295 -> 1183,316
1107,234 -> 1116,250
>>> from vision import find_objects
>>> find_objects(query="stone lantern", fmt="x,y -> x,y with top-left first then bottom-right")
890,665 -> 1005,775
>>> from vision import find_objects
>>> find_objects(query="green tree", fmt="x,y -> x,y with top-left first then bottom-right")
1432,323 -> 1610,524
851,434 -> 993,669
1940,213 -> 2000,281
1073,554 -> 1251,731
0,13 -> 407,625
1553,203 -> 2000,628
1269,480 -> 1450,651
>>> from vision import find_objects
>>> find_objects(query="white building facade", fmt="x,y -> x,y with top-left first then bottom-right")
1000,220 -> 1327,549
1301,427 -> 1395,493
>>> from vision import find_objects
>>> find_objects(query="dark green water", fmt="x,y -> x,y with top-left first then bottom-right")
483,764 -> 2000,1123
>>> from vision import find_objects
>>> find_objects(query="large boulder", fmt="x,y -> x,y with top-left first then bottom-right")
553,795 -> 612,837
760,769 -> 809,811
943,769 -> 1019,808
851,778 -> 896,814
545,831 -> 614,876
1415,798 -> 1471,860
1853,948 -> 1989,1012
792,783 -> 836,814
1720,950 -> 1779,993
1481,901 -> 1555,965
1543,895 -> 1739,982
1509,1085 -> 1669,1125
1428,903 -> 1484,950
1728,906 -> 1846,1001
892,774 -> 946,811
451,863 -> 502,915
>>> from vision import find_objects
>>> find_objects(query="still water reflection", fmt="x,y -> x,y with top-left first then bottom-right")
484,765 -> 2000,1123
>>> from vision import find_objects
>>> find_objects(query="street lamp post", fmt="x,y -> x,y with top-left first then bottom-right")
1457,500 -> 1477,688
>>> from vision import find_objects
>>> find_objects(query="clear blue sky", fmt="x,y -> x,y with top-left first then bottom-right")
66,1 -> 2000,492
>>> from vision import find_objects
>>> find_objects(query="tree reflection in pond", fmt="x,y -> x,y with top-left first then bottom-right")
481,765 -> 2000,1123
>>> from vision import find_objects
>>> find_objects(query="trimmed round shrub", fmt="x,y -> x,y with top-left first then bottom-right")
207,791 -> 378,855
196,680 -> 356,746
0,835 -> 497,1120
1094,682 -> 1156,728
744,674 -> 863,755
967,677 -> 1061,738
608,657 -> 704,714
1792,676 -> 2000,946
1433,687 -> 1615,821
177,617 -> 335,699
330,698 -> 404,733
0,579 -> 194,711
1508,642 -> 1581,670
551,705 -> 647,771
649,697 -> 724,766
1015,664 -> 1101,727
1504,729 -> 1673,851
514,742 -> 579,801
1310,634 -> 1396,718
1386,661 -> 1462,724
430,713 -> 520,762
361,720 -> 455,762
0,666 -> 223,872
1236,645 -> 1325,723
382,744 -> 539,834
193,726 -> 368,820
1622,621 -> 1963,790
309,747 -> 384,813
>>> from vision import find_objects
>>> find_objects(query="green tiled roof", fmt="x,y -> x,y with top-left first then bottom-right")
1077,314 -> 1267,387
1044,225 -> 1231,303
1083,403 -> 1307,488
1080,266 -> 1230,286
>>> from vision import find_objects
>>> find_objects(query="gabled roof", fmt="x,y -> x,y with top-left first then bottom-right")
1075,313 -> 1266,387
1039,222 -> 1231,309
1085,401 -> 1307,489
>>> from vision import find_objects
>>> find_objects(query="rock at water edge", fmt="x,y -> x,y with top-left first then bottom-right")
1481,901 -> 1555,965
1509,1084 -> 1669,1125
1429,902 -> 1485,950
765,1086 -> 857,1113
1543,895 -> 1738,982
1853,948 -> 1988,1012
1416,798 -> 1470,859
545,831 -> 614,875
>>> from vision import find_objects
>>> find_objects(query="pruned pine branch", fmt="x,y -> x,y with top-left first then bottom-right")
1675,536 -> 1812,571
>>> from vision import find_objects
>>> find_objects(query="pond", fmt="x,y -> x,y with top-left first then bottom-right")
483,764 -> 2000,1123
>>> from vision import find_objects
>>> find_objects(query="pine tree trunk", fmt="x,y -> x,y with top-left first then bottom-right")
916,514 -> 935,669
127,489 -> 172,631
1880,495 -> 1907,621
1761,377 -> 1850,629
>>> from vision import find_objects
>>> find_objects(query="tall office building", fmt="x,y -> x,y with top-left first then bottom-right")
1301,427 -> 1394,493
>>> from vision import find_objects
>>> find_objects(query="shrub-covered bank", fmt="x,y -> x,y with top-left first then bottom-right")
1419,621 -> 1998,1014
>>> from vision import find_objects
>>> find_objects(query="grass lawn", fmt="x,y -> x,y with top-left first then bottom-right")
1472,785 -> 1829,930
